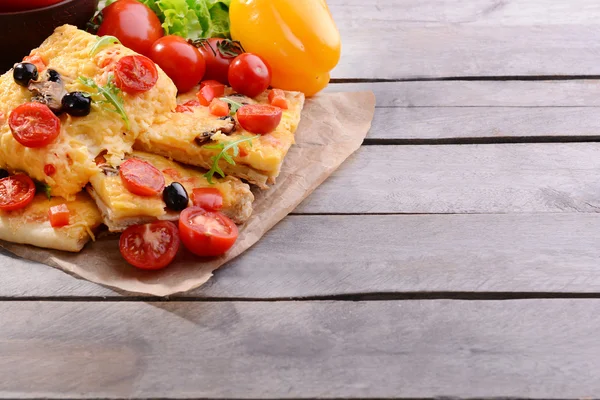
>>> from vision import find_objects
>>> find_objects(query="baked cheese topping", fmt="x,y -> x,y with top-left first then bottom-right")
0,25 -> 177,200
89,151 -> 253,222
0,192 -> 102,241
136,87 -> 305,181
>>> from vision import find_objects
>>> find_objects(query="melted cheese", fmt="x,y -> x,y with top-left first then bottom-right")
0,192 -> 103,251
135,87 -> 305,186
89,151 -> 253,223
0,25 -> 177,200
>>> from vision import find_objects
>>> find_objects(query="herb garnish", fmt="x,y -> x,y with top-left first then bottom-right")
78,76 -> 130,130
90,35 -> 121,56
203,136 -> 254,184
34,181 -> 52,200
219,97 -> 243,116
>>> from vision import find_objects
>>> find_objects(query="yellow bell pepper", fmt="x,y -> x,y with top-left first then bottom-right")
229,0 -> 341,97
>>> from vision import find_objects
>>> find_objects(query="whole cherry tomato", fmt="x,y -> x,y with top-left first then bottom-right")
150,35 -> 206,93
196,38 -> 243,85
97,0 -> 163,57
228,53 -> 271,98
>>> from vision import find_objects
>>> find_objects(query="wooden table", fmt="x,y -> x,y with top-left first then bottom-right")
4,1 -> 600,398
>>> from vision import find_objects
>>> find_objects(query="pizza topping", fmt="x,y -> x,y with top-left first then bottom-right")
114,55 -> 158,94
237,104 -> 282,134
228,53 -> 271,98
22,55 -> 46,74
48,204 -> 70,228
209,98 -> 230,117
44,164 -> 56,176
192,188 -> 223,211
119,158 -> 165,197
203,136 -> 254,183
119,221 -> 180,270
61,92 -> 92,117
79,76 -> 130,130
0,174 -> 36,211
197,84 -> 224,106
13,63 -> 39,87
163,182 -> 189,211
268,89 -> 289,109
9,102 -> 61,148
179,207 -> 238,257
194,117 -> 236,146
28,69 -> 67,114
175,100 -> 201,113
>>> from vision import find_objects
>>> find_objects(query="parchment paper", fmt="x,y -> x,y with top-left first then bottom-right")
0,91 -> 376,296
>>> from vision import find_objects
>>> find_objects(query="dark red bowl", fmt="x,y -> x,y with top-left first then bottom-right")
0,0 -> 99,73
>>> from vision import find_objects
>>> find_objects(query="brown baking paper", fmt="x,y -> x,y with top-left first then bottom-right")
0,91 -> 376,296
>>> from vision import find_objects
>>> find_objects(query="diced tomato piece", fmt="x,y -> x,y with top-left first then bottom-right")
200,80 -> 226,93
196,84 -> 223,106
23,54 -> 46,73
44,164 -> 56,176
192,188 -> 223,211
209,98 -> 230,117
268,89 -> 289,109
175,100 -> 201,113
48,204 -> 70,228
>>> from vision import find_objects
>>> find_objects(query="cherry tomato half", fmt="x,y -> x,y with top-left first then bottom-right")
237,104 -> 282,134
9,102 -> 60,148
0,174 -> 36,211
119,158 -> 165,197
114,55 -> 158,94
150,35 -> 206,93
197,38 -> 242,85
97,0 -> 163,57
228,53 -> 271,98
179,207 -> 238,257
119,221 -> 180,270
192,188 -> 223,211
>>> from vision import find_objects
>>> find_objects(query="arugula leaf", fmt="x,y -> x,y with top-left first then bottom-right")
219,97 -> 243,116
78,75 -> 130,130
204,136 -> 254,184
90,35 -> 121,56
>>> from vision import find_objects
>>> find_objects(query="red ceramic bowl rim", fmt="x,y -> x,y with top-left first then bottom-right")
0,0 -> 82,16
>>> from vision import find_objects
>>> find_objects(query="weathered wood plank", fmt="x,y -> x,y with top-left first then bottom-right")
5,213 -> 600,298
2,299 -> 600,399
296,143 -> 600,214
369,106 -> 600,141
327,80 -> 600,108
329,0 -> 600,78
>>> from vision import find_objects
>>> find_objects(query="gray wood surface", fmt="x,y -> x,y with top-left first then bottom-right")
3,299 -> 600,399
330,0 -> 600,79
5,213 -> 600,298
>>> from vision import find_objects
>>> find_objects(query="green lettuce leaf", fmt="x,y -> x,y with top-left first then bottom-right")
136,0 -> 231,39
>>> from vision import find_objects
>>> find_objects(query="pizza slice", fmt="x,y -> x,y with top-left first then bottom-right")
0,24 -> 178,200
134,87 -> 305,188
87,151 -> 254,232
0,192 -> 103,252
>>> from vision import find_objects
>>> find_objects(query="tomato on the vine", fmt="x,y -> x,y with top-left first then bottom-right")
97,0 -> 163,57
150,36 -> 206,93
228,53 -> 272,98
196,38 -> 244,85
